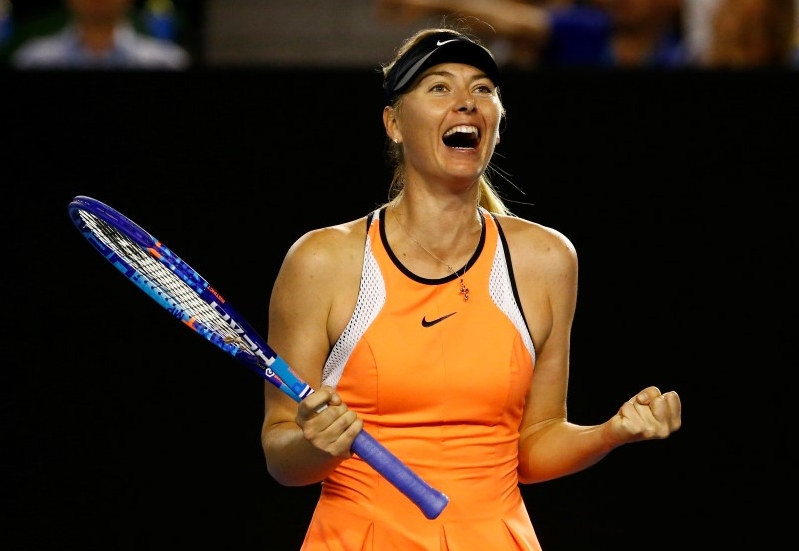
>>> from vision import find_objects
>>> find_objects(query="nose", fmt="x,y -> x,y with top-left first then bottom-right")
458,97 -> 476,112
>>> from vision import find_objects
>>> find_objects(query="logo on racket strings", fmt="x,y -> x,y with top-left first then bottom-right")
209,301 -> 276,367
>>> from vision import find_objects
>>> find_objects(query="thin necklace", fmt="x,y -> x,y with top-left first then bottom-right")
393,208 -> 470,301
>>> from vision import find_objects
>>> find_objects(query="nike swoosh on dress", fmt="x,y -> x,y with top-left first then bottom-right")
421,312 -> 457,327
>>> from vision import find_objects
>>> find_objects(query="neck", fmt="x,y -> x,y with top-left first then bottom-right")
78,22 -> 118,52
388,202 -> 481,278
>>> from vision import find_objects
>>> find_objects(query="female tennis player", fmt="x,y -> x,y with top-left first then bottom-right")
261,25 -> 682,550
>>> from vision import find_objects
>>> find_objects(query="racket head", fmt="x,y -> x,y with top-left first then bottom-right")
67,195 -> 308,401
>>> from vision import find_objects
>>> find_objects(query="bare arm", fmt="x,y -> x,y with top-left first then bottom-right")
377,0 -> 552,44
505,219 -> 681,484
260,225 -> 364,486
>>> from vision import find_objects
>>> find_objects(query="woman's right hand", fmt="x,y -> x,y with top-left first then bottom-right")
295,386 -> 364,460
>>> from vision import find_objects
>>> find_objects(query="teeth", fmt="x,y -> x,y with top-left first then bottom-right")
444,125 -> 478,137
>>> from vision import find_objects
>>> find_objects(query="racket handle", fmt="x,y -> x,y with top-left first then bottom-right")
351,430 -> 449,520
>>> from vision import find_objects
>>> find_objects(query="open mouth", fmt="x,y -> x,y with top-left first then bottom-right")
443,125 -> 480,149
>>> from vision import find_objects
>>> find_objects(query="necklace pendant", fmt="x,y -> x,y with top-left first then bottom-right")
459,278 -> 469,301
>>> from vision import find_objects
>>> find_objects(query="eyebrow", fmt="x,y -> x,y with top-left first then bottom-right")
419,69 -> 492,82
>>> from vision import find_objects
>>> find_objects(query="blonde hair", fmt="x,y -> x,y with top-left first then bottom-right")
381,27 -> 513,216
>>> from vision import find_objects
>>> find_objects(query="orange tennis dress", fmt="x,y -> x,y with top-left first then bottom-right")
301,207 -> 539,550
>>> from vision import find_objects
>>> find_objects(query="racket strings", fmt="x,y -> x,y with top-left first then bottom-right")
78,211 -> 247,348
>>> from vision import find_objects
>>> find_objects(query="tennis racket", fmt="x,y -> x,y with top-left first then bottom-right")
68,195 -> 449,520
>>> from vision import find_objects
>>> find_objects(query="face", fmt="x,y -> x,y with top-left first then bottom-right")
67,0 -> 132,22
384,62 -> 503,188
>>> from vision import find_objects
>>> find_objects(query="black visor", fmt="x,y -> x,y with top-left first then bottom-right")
383,32 -> 501,105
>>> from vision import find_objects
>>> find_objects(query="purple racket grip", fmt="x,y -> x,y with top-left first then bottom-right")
351,430 -> 449,519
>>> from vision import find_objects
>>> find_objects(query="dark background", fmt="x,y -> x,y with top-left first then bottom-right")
5,67 -> 796,550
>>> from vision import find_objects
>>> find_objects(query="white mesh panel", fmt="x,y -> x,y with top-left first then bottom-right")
488,240 -> 536,362
322,222 -> 386,388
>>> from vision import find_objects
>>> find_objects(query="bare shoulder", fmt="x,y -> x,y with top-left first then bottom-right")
281,216 -> 369,276
272,215 -> 369,346
493,214 -> 578,344
493,213 -> 577,275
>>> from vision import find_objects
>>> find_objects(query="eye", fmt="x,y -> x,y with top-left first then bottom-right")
429,83 -> 449,93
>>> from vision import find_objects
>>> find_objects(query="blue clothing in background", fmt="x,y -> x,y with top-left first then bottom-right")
11,22 -> 189,69
543,5 -> 687,68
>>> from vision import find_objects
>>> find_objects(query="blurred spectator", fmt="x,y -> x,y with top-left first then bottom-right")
377,0 -> 688,68
10,0 -> 190,69
140,0 -> 179,42
691,0 -> 799,68
0,0 -> 12,49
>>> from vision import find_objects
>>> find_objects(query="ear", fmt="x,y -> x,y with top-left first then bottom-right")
383,105 -> 402,144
